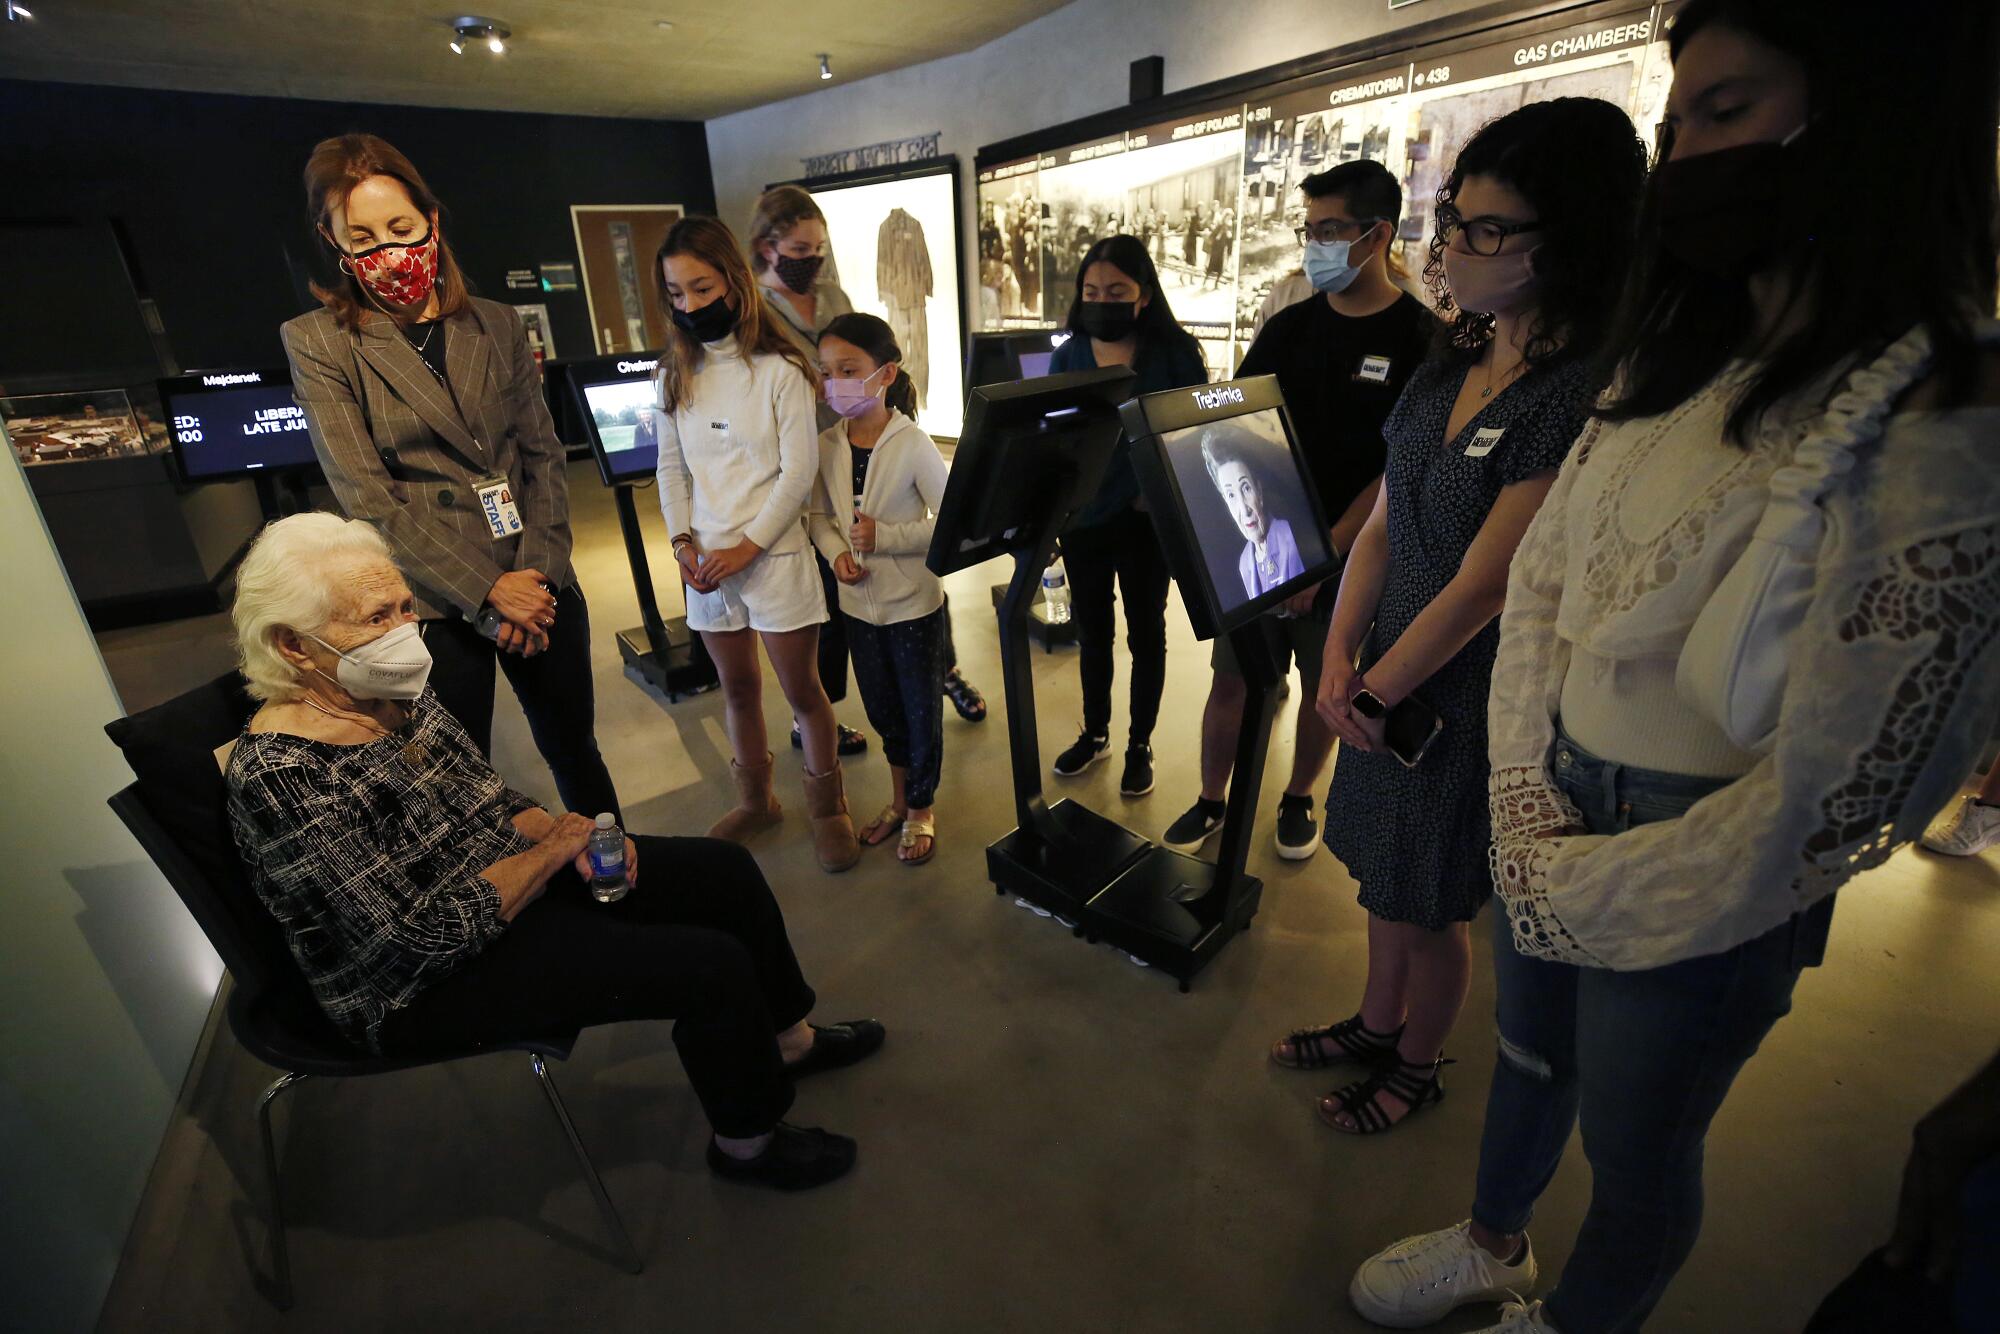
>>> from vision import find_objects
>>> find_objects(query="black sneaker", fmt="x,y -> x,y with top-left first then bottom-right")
1162,797 -> 1226,853
793,723 -> 869,756
1053,730 -> 1110,777
1120,743 -> 1155,797
706,1122 -> 857,1191
1274,793 -> 1319,861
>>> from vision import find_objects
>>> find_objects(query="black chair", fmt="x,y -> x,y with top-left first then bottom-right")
104,672 -> 641,1309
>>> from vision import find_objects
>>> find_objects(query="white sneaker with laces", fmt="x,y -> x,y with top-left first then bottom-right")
1349,1220 -> 1538,1329
1921,796 -> 2000,857
1471,1297 -> 1558,1332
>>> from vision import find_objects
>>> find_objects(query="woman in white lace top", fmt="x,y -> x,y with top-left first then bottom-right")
1346,3 -> 2000,1332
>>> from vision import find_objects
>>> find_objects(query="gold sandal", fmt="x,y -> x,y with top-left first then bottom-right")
898,812 -> 937,865
860,806 -> 904,847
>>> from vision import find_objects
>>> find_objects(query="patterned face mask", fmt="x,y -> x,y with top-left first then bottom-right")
343,225 -> 440,309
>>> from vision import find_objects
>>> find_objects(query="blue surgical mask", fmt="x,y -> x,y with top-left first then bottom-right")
1304,238 -> 1361,294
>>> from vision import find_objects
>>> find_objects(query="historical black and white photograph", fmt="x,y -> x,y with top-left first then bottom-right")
977,159 -> 1046,330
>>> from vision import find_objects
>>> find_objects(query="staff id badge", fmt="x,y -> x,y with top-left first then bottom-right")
475,473 -> 523,539
1465,427 -> 1506,458
1356,354 -> 1393,384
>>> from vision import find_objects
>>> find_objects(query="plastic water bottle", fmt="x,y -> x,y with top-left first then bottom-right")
587,813 -> 630,903
1041,557 -> 1072,625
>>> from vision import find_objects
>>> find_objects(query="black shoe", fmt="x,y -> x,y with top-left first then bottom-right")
1120,743 -> 1155,797
1053,730 -> 1110,777
943,667 -> 988,722
1274,793 -> 1319,861
784,1019 -> 886,1081
792,723 -> 870,756
707,1122 -> 857,1191
1162,797 -> 1226,853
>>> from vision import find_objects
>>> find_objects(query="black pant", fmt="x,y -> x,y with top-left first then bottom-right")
424,581 -> 621,824
813,551 -> 850,704
378,835 -> 814,1138
939,592 -> 960,676
847,608 -> 947,809
1064,508 -> 1171,745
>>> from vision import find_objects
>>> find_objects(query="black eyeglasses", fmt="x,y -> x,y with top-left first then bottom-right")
1295,217 -> 1382,246
1435,205 -> 1543,256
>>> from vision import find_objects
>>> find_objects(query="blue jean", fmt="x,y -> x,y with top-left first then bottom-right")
1471,729 -> 1836,1333
846,608 -> 947,810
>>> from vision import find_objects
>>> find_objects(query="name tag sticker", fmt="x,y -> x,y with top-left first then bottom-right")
475,474 -> 523,539
1465,427 -> 1506,458
1356,354 -> 1392,384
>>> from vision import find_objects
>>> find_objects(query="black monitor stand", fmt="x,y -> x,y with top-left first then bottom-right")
986,516 -> 1274,992
251,469 -> 315,521
610,482 -> 717,701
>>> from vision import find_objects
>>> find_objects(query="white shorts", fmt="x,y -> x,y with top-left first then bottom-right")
685,546 -> 828,635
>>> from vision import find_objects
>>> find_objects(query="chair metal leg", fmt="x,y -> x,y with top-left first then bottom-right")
530,1053 -> 643,1274
255,1071 -> 309,1310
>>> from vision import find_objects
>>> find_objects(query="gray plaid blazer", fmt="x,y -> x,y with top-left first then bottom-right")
280,297 -> 573,620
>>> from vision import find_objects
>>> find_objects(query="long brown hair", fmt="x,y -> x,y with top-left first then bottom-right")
654,215 -> 819,413
746,184 -> 825,275
303,133 -> 472,332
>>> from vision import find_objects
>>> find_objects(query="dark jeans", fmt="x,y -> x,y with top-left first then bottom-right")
939,593 -> 961,676
814,551 -> 850,704
1064,508 -> 1171,746
423,581 -> 621,825
378,835 -> 814,1138
1472,729 -> 1835,1333
847,608 -> 947,809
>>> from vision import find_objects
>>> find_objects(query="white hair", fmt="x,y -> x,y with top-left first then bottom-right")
232,513 -> 398,702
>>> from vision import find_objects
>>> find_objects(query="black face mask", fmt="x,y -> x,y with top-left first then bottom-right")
1651,129 -> 1807,280
772,252 -> 825,295
1077,300 -> 1140,342
672,294 -> 737,344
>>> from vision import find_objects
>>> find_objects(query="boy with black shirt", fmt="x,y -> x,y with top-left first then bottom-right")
1163,160 -> 1435,860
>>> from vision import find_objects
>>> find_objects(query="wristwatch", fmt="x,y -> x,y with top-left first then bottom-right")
1350,688 -> 1388,720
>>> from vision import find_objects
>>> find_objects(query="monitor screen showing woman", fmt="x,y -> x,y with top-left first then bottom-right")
1160,409 -> 1330,618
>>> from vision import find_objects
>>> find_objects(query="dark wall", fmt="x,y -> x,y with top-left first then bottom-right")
0,79 -> 715,376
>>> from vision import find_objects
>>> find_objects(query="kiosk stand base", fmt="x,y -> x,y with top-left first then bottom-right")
985,545 -> 1277,992
616,617 -> 716,701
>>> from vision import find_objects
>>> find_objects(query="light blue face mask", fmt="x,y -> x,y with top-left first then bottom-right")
1302,221 -> 1381,294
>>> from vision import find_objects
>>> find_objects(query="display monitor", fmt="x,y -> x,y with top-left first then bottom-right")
159,368 -> 318,480
965,330 -> 1070,389
928,365 -> 1135,577
565,351 -> 665,486
1121,374 -> 1338,639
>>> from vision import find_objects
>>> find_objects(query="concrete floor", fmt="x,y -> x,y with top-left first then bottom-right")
93,460 -> 2000,1333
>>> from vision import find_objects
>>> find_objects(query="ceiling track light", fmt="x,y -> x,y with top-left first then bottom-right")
4,2 -> 34,21
449,16 -> 509,57
818,53 -> 832,81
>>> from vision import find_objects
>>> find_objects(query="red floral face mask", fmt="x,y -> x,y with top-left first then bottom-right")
342,225 -> 440,309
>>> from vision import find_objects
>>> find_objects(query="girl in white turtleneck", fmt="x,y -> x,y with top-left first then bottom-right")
652,215 -> 858,873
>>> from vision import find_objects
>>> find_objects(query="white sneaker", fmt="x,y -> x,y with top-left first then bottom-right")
1921,796 -> 2000,857
1349,1220 -> 1537,1329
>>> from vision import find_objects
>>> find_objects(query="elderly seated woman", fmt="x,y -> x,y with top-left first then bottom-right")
223,513 -> 880,1191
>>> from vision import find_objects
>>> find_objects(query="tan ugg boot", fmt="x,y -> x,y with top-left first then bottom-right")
802,763 -> 862,873
708,753 -> 783,843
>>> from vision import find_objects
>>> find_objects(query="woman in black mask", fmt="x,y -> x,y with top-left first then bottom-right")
1045,234 -> 1207,799
1345,1 -> 2000,1331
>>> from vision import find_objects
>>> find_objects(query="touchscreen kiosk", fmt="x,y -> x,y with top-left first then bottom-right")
964,330 -> 1071,391
159,368 -> 317,481
1121,374 -> 1338,642
566,351 -> 665,487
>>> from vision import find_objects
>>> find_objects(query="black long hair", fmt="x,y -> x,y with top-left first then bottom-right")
1064,234 -> 1203,363
819,312 -> 919,420
1595,0 -> 1998,441
1424,97 -> 1649,369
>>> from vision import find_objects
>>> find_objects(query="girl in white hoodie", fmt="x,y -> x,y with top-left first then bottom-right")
653,216 -> 859,872
809,314 -> 949,865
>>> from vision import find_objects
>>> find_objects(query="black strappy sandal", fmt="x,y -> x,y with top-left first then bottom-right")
944,668 -> 988,723
1318,1056 -> 1454,1135
1271,1015 -> 1404,1071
